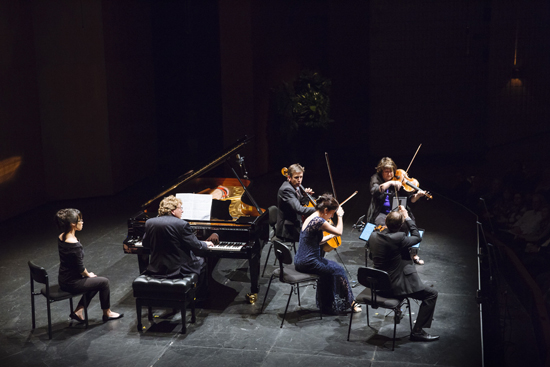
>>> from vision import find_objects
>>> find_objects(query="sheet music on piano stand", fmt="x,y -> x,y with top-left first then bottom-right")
176,193 -> 213,220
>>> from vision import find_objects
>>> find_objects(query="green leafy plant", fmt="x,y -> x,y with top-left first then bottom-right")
275,70 -> 333,140
291,70 -> 332,130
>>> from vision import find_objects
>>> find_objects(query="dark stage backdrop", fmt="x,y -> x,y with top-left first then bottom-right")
1,0 -> 549,222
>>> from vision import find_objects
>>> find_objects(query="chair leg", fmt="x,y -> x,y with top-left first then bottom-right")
260,275 -> 274,312
392,315 -> 397,351
69,298 -> 74,313
82,294 -> 88,329
366,305 -> 370,326
148,306 -> 153,320
281,285 -> 294,328
296,283 -> 301,306
261,242 -> 273,277
136,298 -> 143,332
46,299 -> 52,339
180,300 -> 187,334
317,280 -> 322,320
30,293 -> 36,330
190,288 -> 196,323
347,308 -> 354,341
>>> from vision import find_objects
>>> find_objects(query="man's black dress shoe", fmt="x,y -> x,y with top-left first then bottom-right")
410,329 -> 440,341
102,313 -> 124,322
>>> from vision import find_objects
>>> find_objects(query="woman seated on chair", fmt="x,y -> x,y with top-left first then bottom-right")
56,208 -> 123,323
294,193 -> 361,314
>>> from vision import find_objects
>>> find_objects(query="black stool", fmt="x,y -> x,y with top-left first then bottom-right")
132,274 -> 197,334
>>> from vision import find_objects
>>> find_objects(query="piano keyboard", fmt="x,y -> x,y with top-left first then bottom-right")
209,241 -> 246,252
130,240 -> 245,252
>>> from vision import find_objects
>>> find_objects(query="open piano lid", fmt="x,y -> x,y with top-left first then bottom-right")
140,135 -> 262,219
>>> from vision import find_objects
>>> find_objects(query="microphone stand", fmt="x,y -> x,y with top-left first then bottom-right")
236,154 -> 248,179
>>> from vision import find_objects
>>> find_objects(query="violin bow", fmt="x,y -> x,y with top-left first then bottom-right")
325,152 -> 338,200
403,143 -> 432,199
324,152 -> 357,286
339,191 -> 358,206
392,183 -> 400,211
405,143 -> 422,174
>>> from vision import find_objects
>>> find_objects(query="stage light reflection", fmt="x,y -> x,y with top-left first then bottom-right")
0,156 -> 22,184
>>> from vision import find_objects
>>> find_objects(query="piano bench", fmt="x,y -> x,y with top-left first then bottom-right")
132,274 -> 197,334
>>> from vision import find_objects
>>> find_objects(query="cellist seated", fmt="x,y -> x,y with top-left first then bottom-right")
276,163 -> 315,243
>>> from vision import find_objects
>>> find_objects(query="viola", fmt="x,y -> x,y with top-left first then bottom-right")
392,169 -> 433,200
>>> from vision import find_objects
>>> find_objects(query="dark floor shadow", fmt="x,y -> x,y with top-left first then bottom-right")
366,333 -> 410,350
28,321 -> 102,342
199,279 -> 240,311
278,308 -> 323,326
141,320 -> 181,335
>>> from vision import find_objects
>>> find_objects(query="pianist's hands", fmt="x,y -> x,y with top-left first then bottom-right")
206,233 -> 219,246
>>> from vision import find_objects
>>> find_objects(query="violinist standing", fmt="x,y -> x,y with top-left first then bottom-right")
366,157 -> 427,264
276,163 -> 316,243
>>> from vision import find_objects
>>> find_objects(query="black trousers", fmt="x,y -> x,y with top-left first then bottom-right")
61,276 -> 111,310
406,286 -> 438,330
195,262 -> 209,299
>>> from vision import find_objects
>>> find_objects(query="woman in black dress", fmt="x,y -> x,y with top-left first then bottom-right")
56,208 -> 123,323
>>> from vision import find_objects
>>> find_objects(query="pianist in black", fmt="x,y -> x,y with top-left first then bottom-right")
142,195 -> 215,298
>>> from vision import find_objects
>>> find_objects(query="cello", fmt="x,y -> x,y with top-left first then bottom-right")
320,191 -> 357,252
280,166 -> 357,252
280,167 -> 316,214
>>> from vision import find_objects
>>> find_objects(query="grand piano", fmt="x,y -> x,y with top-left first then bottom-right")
123,136 -> 269,303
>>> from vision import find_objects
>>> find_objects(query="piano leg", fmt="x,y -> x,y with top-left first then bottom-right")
246,251 -> 260,304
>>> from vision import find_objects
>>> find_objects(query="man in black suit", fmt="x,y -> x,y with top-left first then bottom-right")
368,205 -> 439,341
142,195 -> 215,297
276,163 -> 316,243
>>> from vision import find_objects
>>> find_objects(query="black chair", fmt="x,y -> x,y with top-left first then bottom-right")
261,206 -> 298,277
261,240 -> 322,328
347,267 -> 412,351
28,260 -> 89,339
261,206 -> 280,277
132,274 -> 197,334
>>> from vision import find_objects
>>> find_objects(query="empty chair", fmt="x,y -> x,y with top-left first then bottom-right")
347,267 -> 412,351
29,260 -> 89,339
261,240 -> 321,327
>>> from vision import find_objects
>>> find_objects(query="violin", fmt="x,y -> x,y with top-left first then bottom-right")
392,169 -> 433,200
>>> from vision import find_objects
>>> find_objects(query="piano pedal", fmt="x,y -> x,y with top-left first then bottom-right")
246,293 -> 258,304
